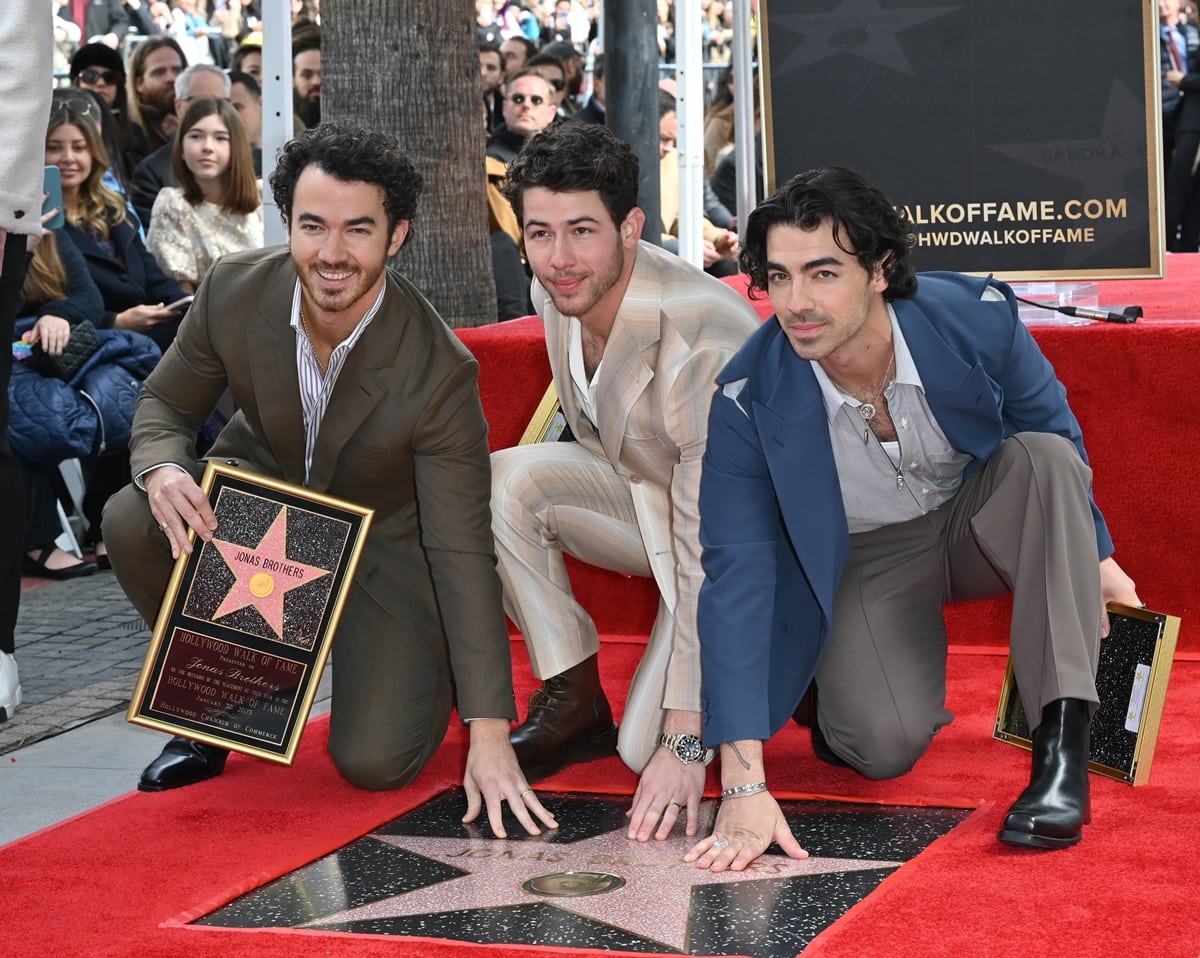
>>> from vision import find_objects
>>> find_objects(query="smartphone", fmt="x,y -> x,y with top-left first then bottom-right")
43,166 -> 65,230
165,295 -> 194,312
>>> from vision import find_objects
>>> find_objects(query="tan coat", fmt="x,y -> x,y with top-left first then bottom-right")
537,241 -> 760,710
659,149 -> 727,247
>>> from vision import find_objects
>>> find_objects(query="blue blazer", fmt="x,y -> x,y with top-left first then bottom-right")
696,271 -> 1111,747
62,211 -> 185,352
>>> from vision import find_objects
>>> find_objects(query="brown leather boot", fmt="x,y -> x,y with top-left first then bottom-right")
510,654 -> 618,781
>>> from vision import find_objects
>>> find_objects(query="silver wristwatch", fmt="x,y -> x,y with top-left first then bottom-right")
658,732 -> 715,765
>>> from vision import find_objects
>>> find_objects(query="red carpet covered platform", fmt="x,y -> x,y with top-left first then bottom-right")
459,254 -> 1200,652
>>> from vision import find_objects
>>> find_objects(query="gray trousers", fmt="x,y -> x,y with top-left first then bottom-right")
816,433 -> 1102,780
102,483 -> 453,790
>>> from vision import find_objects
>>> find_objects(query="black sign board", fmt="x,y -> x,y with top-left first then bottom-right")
760,0 -> 1162,279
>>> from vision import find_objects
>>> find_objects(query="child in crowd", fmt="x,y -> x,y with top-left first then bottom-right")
147,97 -> 264,293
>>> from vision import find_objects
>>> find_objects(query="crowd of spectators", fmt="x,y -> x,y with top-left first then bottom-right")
1161,0 -> 1200,250
477,0 -> 761,317
24,0 -> 755,580
22,0 -> 300,582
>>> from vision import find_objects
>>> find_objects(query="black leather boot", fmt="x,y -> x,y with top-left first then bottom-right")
138,736 -> 230,792
510,655 -> 618,781
790,682 -> 851,768
999,698 -> 1092,849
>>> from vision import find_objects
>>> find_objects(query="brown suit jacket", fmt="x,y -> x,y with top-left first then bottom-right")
129,245 -> 516,721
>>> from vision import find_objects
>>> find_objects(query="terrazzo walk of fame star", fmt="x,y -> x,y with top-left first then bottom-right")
182,488 -> 349,650
197,788 -> 972,956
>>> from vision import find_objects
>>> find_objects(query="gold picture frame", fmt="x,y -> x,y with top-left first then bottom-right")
128,462 -> 373,765
993,603 -> 1180,785
519,382 -> 569,444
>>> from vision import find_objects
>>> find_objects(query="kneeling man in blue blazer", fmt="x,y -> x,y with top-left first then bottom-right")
684,167 -> 1141,870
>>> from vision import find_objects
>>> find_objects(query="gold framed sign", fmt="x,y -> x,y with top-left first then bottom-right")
993,603 -> 1180,785
128,462 -> 373,764
519,382 -> 570,444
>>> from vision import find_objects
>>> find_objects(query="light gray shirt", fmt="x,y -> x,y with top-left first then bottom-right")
812,306 -> 972,534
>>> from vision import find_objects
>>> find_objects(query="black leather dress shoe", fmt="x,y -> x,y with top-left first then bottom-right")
510,655 -> 618,782
791,683 -> 851,768
810,719 -> 852,768
999,698 -> 1092,849
22,548 -> 97,580
138,736 -> 230,792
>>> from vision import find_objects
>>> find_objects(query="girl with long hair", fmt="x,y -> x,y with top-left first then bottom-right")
147,97 -> 264,293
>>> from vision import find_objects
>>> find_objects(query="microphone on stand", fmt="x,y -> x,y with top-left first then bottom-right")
1014,296 -> 1142,324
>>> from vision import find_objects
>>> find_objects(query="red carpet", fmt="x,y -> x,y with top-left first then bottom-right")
3,640 -> 1198,958
460,258 -> 1200,650
6,258 -> 1197,955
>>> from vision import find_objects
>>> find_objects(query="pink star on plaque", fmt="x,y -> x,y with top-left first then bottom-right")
210,508 -> 331,639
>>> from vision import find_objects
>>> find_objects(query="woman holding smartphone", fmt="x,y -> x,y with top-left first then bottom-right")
147,98 -> 263,293
46,101 -> 188,353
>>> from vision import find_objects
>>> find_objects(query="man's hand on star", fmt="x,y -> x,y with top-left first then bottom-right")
462,717 -> 559,839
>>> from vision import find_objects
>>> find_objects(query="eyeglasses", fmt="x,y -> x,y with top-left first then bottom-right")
508,93 -> 547,107
79,68 -> 121,85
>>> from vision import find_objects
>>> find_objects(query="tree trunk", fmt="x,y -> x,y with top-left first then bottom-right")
322,0 -> 497,328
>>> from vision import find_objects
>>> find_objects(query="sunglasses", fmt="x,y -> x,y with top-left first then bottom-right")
50,97 -> 101,122
508,92 -> 547,107
544,77 -> 565,91
79,68 -> 121,85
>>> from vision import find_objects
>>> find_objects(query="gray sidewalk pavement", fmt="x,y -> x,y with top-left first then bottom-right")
0,572 -> 329,846
1,573 -> 149,758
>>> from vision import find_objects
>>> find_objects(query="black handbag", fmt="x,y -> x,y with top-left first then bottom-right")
30,319 -> 103,382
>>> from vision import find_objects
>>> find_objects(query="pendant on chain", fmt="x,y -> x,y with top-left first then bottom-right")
858,403 -> 875,444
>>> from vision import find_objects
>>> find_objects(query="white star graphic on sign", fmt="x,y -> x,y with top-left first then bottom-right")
302,817 -> 900,953
987,80 -> 1150,260
989,81 -> 1148,198
770,0 -> 957,76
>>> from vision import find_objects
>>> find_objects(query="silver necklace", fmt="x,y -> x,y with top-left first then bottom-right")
831,352 -> 895,444
298,305 -> 327,376
843,404 -> 907,492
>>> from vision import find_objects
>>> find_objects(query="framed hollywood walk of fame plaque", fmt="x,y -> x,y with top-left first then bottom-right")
128,462 -> 373,764
993,603 -> 1179,786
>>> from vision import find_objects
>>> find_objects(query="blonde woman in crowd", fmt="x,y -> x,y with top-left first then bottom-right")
48,100 -> 187,353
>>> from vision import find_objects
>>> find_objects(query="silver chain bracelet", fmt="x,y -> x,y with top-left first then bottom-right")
720,781 -> 768,799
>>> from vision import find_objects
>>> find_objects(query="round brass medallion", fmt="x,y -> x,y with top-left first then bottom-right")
521,871 -> 626,898
249,572 -> 275,597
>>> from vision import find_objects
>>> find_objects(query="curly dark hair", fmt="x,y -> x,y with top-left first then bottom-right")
740,167 -> 917,302
501,123 -> 639,228
269,122 -> 423,243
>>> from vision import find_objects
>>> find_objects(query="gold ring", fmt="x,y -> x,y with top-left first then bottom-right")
668,801 -> 683,809
519,787 -> 533,799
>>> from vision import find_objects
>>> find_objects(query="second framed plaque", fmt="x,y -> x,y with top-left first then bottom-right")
128,462 -> 373,764
993,603 -> 1179,786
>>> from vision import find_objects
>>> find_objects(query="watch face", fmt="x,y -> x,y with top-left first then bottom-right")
675,735 -> 704,763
